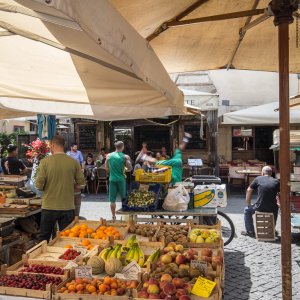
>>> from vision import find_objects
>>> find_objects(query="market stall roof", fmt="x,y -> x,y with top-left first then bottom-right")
109,0 -> 300,73
222,101 -> 300,125
0,0 -> 184,121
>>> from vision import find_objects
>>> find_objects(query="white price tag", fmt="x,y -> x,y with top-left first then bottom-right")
73,245 -> 88,255
191,260 -> 208,275
121,261 -> 141,280
75,266 -> 93,279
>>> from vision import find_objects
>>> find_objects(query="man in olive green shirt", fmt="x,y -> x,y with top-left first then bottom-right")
105,141 -> 132,220
36,135 -> 85,242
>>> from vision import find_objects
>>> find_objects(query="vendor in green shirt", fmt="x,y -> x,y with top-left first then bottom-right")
36,135 -> 85,242
105,141 -> 132,220
156,134 -> 191,185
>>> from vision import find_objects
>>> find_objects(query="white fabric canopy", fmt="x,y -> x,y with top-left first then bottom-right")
0,0 -> 184,120
222,102 -> 300,125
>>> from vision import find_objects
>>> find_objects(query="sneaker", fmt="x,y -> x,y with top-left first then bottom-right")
241,230 -> 255,238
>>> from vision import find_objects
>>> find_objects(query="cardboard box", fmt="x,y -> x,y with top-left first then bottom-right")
194,184 -> 227,208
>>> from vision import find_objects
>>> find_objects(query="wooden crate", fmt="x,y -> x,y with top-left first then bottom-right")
25,240 -> 99,263
255,212 -> 276,241
53,276 -> 131,300
63,217 -> 102,231
49,234 -> 109,249
6,257 -> 70,278
187,222 -> 223,249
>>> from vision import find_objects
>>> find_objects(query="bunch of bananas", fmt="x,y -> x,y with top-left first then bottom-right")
99,244 -> 122,261
142,248 -> 160,268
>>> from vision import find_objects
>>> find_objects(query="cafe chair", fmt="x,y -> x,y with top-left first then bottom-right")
228,166 -> 245,192
96,167 -> 108,194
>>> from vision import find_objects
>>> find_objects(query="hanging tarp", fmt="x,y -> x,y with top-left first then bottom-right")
0,0 -> 184,120
223,101 -> 300,125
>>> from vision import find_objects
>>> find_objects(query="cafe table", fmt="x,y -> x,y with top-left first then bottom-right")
235,169 -> 261,187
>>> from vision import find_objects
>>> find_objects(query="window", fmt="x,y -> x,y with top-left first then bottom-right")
29,120 -> 37,132
13,126 -> 25,133
184,124 -> 206,150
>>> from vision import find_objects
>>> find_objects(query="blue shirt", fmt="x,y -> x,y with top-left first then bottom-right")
67,150 -> 84,165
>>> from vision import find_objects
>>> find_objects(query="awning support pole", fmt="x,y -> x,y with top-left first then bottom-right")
270,1 -> 298,299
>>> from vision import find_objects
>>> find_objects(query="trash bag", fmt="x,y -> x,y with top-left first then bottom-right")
163,185 -> 190,212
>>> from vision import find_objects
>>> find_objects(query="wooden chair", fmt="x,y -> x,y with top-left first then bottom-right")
96,168 -> 108,193
228,166 -> 245,191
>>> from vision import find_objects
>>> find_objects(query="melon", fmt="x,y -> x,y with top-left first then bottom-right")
87,256 -> 105,275
105,257 -> 123,276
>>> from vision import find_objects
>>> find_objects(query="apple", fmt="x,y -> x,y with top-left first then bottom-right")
138,290 -> 149,298
163,283 -> 176,296
182,283 -> 192,294
143,282 -> 150,288
148,284 -> 160,295
165,296 -> 176,300
174,244 -> 184,253
149,293 -> 161,299
161,274 -> 172,283
149,278 -> 160,286
179,296 -> 191,300
205,236 -> 215,243
172,278 -> 184,289
175,254 -> 187,265
164,247 -> 174,253
161,254 -> 173,264
201,248 -> 212,257
212,256 -> 223,265
160,280 -> 169,290
167,242 -> 176,249
176,289 -> 187,298
160,291 -> 167,299
196,236 -> 204,243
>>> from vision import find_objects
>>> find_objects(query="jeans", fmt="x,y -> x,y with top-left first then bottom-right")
244,205 -> 278,233
39,209 -> 74,242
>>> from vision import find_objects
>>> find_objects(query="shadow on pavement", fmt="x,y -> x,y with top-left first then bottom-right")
224,249 -> 252,300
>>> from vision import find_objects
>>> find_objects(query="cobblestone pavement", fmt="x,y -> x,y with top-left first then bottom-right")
80,192 -> 300,300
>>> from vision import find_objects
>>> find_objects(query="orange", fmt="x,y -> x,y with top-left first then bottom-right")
59,287 -> 67,293
87,285 -> 97,293
68,284 -> 76,292
108,226 -> 114,231
103,276 -> 111,285
64,244 -> 73,249
79,233 -> 87,238
87,228 -> 94,234
63,290 -> 69,294
88,245 -> 94,250
91,233 -> 96,238
82,239 -> 91,246
64,229 -> 71,235
98,284 -> 107,293
114,233 -> 121,239
80,224 -> 88,229
60,232 -> 67,237
99,226 -> 106,230
75,278 -> 83,284
69,232 -> 76,238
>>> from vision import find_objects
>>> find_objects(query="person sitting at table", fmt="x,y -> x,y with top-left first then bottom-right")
241,166 -> 280,238
84,153 -> 96,181
98,148 -> 107,165
161,146 -> 170,160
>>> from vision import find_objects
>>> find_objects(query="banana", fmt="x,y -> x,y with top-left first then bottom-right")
106,248 -> 114,260
116,245 -> 123,260
126,235 -> 137,248
137,246 -> 145,267
99,247 -> 112,261
125,246 -> 135,264
110,244 -> 121,259
143,248 -> 161,267
132,245 -> 140,263
194,190 -> 215,207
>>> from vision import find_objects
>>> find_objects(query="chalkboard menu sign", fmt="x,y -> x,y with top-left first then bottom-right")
78,124 -> 97,150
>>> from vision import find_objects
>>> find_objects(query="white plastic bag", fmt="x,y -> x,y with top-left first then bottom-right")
163,185 -> 190,212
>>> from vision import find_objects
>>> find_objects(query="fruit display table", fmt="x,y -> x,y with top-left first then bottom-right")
116,207 -> 218,224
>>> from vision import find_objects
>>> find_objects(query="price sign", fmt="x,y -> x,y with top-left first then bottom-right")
75,266 -> 93,279
191,260 -> 208,276
191,276 -> 216,298
121,261 -> 141,280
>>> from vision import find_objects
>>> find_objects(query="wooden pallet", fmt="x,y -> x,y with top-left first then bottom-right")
255,212 -> 276,241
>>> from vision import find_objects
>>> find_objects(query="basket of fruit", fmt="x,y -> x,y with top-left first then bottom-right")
135,166 -> 172,184
122,184 -> 162,212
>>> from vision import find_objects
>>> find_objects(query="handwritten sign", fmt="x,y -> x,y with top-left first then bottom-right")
75,266 -> 93,279
191,260 -> 207,276
121,261 -> 141,280
191,276 -> 216,298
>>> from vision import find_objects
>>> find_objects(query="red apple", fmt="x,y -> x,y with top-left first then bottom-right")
182,283 -> 192,294
160,280 -> 169,290
175,254 -> 187,265
160,291 -> 167,299
161,274 -> 172,282
176,289 -> 187,298
163,283 -> 176,296
149,293 -> 161,299
138,290 -> 149,298
179,296 -> 191,300
212,256 -> 223,265
172,278 -> 184,289
149,278 -> 160,286
201,248 -> 212,257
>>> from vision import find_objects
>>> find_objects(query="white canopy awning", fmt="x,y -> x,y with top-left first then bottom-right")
222,102 -> 300,125
0,0 -> 184,120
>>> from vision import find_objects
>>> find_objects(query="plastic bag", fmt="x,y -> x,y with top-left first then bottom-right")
163,185 -> 190,212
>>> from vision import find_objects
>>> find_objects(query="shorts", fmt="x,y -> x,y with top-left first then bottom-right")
109,180 -> 127,203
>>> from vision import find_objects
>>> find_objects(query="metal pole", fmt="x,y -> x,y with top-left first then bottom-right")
278,22 -> 292,300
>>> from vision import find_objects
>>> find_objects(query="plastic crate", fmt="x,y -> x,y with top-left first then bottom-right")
135,166 -> 172,183
122,183 -> 162,212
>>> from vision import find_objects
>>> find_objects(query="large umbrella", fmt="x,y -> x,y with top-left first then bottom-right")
0,0 -> 184,121
109,1 -> 298,299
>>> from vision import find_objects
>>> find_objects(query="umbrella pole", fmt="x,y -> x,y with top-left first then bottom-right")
278,21 -> 292,300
